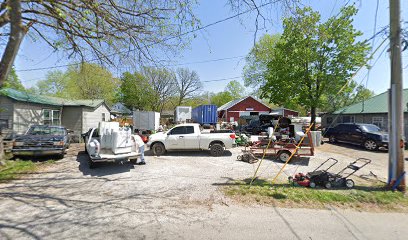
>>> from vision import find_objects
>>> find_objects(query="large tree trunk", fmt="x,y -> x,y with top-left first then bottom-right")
310,106 -> 316,131
0,0 -> 25,86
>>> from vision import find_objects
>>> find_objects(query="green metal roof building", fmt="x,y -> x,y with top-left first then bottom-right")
333,89 -> 408,115
322,89 -> 408,137
0,88 -> 111,138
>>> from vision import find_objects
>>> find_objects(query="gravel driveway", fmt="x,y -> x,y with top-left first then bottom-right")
0,143 -> 407,239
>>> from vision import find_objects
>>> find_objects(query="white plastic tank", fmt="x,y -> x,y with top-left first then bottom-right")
175,106 -> 192,123
112,127 -> 133,154
99,122 -> 120,149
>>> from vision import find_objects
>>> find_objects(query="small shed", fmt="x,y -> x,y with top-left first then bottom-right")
217,96 -> 271,122
0,88 -> 111,140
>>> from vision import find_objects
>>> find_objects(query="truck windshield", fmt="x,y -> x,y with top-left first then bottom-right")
360,125 -> 380,133
27,126 -> 66,135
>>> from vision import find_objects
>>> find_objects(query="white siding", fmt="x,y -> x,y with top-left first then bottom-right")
13,102 -> 60,134
0,96 -> 14,129
82,104 -> 111,133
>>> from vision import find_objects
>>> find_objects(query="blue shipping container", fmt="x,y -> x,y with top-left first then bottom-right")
192,105 -> 218,125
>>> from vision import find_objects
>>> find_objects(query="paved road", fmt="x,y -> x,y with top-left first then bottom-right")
0,144 -> 407,239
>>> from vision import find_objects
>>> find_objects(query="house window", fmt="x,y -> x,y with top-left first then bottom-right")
102,113 -> 106,122
372,117 -> 384,128
342,116 -> 355,123
43,109 -> 61,125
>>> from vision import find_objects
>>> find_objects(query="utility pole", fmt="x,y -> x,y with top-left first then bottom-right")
388,0 -> 405,191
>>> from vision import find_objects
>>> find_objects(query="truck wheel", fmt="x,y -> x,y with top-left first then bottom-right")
210,143 -> 224,157
152,143 -> 166,156
277,150 -> 291,163
325,182 -> 332,189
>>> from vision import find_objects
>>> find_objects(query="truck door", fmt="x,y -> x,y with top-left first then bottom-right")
165,126 -> 186,150
183,126 -> 200,149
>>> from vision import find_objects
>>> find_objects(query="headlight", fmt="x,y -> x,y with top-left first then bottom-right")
13,142 -> 24,146
382,135 -> 389,141
53,141 -> 64,146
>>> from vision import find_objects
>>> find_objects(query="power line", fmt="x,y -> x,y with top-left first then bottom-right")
15,1 -> 273,73
365,0 -> 380,89
21,74 -> 243,84
202,76 -> 242,83
17,54 -> 247,74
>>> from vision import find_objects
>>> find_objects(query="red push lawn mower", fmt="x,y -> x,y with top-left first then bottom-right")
289,158 -> 338,188
289,158 -> 371,189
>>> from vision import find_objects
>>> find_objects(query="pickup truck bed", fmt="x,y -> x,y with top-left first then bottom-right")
83,122 -> 140,168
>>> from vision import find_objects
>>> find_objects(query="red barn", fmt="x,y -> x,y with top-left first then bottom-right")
217,96 -> 271,122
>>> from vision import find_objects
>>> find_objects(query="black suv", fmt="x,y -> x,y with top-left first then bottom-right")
324,123 -> 388,151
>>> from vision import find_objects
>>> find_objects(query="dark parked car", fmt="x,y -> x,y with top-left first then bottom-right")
242,115 -> 291,135
242,119 -> 268,135
324,123 -> 388,151
12,125 -> 71,158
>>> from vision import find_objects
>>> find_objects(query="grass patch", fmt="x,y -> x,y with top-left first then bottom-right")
0,159 -> 55,182
224,179 -> 408,211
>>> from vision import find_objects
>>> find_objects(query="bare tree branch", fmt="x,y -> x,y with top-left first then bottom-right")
0,0 -> 199,83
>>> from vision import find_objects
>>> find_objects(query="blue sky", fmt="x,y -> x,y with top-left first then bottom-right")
13,0 -> 408,95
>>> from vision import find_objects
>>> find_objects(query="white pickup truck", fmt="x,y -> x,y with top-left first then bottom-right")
147,123 -> 235,157
82,122 -> 140,168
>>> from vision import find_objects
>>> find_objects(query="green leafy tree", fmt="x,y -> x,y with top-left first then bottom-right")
322,83 -> 374,113
119,67 -> 177,112
225,80 -> 246,99
33,70 -> 69,98
64,63 -> 119,105
3,67 -> 25,91
142,67 -> 178,112
243,34 -> 281,89
261,6 -> 370,130
210,91 -> 234,107
119,71 -> 156,111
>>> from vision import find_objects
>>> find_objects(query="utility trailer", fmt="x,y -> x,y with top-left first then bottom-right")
83,122 -> 140,168
245,131 -> 314,162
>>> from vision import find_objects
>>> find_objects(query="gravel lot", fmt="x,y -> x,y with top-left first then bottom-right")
0,143 -> 407,239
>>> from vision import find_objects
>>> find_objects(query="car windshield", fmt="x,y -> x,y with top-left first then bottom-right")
27,126 -> 65,135
360,125 -> 380,133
